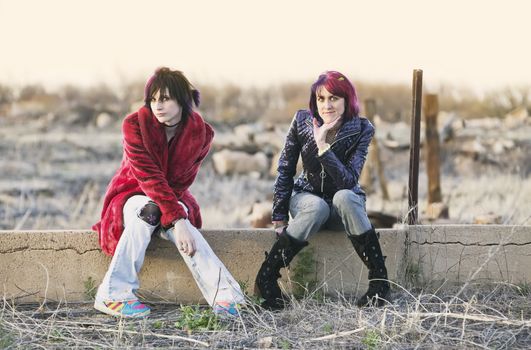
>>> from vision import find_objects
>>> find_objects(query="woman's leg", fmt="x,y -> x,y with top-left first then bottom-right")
255,192 -> 329,309
287,191 -> 331,241
160,203 -> 245,308
95,195 -> 158,304
331,189 -> 390,307
328,189 -> 371,234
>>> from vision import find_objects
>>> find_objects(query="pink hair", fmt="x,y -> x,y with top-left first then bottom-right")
309,71 -> 360,122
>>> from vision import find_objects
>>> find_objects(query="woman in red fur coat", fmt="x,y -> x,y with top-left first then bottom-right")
92,67 -> 244,318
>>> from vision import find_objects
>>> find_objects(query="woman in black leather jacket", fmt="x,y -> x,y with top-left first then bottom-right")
255,71 -> 390,309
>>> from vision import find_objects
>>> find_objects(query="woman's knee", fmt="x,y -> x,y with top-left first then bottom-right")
138,201 -> 161,226
300,197 -> 330,220
332,190 -> 365,209
123,195 -> 151,221
123,200 -> 161,240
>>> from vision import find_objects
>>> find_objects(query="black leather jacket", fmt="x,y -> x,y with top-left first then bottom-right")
272,110 -> 375,222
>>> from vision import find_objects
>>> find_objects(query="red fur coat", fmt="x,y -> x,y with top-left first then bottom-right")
92,106 -> 214,256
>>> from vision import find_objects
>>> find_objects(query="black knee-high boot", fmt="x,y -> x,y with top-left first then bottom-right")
349,228 -> 390,307
254,231 -> 308,310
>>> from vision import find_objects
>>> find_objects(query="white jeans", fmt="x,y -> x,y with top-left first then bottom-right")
95,195 -> 244,306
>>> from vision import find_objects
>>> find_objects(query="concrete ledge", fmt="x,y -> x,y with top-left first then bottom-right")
407,225 -> 531,286
1,225 -> 530,303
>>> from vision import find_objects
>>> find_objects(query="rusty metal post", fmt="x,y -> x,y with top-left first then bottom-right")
407,69 -> 423,225
424,94 -> 442,204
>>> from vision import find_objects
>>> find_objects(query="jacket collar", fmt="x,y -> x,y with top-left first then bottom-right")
335,115 -> 361,140
137,106 -> 210,174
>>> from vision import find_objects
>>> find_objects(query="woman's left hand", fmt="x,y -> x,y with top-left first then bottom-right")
313,117 -> 342,150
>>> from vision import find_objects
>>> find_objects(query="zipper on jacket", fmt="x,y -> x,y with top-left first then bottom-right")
305,116 -> 362,195
320,164 -> 326,194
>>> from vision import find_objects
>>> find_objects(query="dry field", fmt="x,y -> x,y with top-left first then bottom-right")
1,113 -> 530,230
1,284 -> 530,349
1,100 -> 530,348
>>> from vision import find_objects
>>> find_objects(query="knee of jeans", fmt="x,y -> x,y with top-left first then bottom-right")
332,189 -> 364,208
138,201 -> 161,226
304,198 -> 330,220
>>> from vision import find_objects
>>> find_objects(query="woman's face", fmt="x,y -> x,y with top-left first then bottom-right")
150,88 -> 182,126
316,86 -> 345,124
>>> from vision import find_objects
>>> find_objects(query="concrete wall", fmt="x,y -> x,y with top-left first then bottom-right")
0,225 -> 529,304
407,225 -> 531,287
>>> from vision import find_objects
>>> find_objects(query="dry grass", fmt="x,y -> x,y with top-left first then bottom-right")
1,283 -> 530,349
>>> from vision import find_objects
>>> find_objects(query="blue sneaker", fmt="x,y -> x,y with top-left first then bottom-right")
94,299 -> 151,318
213,301 -> 240,317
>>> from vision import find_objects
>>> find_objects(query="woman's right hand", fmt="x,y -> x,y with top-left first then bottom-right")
272,220 -> 288,235
173,219 -> 196,257
312,116 -> 342,150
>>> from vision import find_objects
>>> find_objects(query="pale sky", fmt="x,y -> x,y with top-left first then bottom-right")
1,0 -> 530,92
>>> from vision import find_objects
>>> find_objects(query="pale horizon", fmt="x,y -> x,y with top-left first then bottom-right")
1,0 -> 530,93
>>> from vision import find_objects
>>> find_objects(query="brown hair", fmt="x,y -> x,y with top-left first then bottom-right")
144,67 -> 200,123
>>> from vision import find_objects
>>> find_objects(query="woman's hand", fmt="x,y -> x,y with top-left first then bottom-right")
173,219 -> 196,257
312,117 -> 342,150
272,220 -> 288,235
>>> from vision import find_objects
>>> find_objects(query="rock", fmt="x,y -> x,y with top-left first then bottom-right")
95,112 -> 113,128
460,139 -> 487,157
425,202 -> 449,220
492,139 -> 515,154
504,106 -> 528,129
212,149 -> 268,176
375,120 -> 414,150
474,213 -> 502,224
234,123 -> 264,142
465,117 -> 502,129
253,131 -> 285,151
248,201 -> 273,228
439,113 -> 465,142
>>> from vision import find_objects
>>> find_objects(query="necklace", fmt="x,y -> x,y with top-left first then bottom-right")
164,121 -> 180,128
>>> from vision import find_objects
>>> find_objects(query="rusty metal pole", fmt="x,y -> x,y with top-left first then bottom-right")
407,69 -> 423,225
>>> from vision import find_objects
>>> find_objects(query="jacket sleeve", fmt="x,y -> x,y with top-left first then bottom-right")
272,114 -> 301,222
122,118 -> 188,225
317,120 -> 374,189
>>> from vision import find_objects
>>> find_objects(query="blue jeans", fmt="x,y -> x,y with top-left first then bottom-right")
286,189 -> 372,241
95,195 -> 244,306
